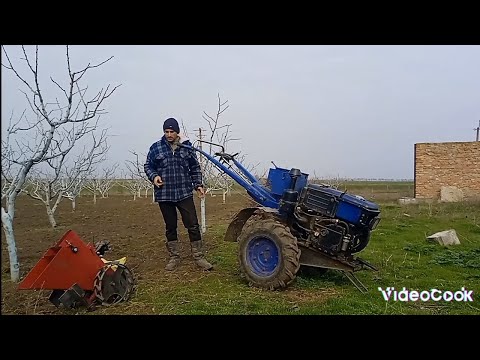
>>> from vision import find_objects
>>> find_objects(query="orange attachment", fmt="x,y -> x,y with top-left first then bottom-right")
18,230 -> 105,291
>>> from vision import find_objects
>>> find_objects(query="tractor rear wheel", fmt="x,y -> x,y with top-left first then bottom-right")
237,216 -> 300,290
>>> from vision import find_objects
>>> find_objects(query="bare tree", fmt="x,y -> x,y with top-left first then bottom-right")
64,132 -> 109,211
22,125 -> 108,227
180,118 -> 189,136
84,163 -> 118,203
124,150 -> 153,200
62,177 -> 85,212
199,93 -> 241,200
117,170 -> 144,200
1,45 -> 119,282
62,139 -> 109,211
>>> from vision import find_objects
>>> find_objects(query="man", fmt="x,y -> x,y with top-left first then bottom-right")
144,117 -> 213,271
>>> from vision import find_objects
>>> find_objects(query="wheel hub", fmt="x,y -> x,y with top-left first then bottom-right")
247,236 -> 279,276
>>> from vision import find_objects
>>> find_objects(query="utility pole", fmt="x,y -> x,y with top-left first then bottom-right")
195,127 -> 206,169
474,120 -> 480,142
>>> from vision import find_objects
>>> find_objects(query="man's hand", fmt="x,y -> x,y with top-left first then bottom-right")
153,175 -> 163,187
196,185 -> 205,198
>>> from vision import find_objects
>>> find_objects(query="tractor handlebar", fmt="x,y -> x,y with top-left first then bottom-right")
192,139 -> 239,162
178,140 -> 280,208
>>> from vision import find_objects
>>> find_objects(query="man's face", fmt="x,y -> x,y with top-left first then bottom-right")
164,129 -> 178,143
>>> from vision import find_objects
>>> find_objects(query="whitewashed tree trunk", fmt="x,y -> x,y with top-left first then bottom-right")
46,191 -> 63,228
93,192 -> 97,204
1,160 -> 33,282
72,197 -> 76,211
152,189 -> 155,203
25,181 -> 65,229
223,189 -> 226,204
1,206 -> 20,282
46,206 -> 57,228
200,197 -> 206,234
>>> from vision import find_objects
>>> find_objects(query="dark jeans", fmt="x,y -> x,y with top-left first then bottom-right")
158,196 -> 201,242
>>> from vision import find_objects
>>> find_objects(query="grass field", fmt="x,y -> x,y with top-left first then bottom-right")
124,202 -> 479,315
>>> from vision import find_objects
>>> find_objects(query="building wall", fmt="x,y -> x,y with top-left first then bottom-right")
414,141 -> 480,199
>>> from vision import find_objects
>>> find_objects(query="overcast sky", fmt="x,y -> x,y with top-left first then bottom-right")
2,45 -> 479,180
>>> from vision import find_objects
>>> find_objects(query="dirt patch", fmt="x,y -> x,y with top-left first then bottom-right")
1,193 -> 250,314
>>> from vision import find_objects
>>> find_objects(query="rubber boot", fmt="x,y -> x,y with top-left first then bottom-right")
165,240 -> 180,271
190,240 -> 213,270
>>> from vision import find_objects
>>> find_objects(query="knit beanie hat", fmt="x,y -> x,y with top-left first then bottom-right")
163,117 -> 180,133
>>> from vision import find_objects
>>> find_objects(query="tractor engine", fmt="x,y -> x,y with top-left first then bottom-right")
291,184 -> 381,256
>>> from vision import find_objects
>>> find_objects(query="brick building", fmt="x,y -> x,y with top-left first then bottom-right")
414,141 -> 480,200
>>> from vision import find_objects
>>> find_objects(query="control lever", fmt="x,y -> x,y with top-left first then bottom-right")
214,152 -> 239,162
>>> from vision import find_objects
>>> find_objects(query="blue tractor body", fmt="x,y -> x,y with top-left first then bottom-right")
179,141 -> 381,292
266,167 -> 309,199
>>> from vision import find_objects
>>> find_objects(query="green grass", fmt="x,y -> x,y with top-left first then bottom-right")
94,201 -> 480,315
